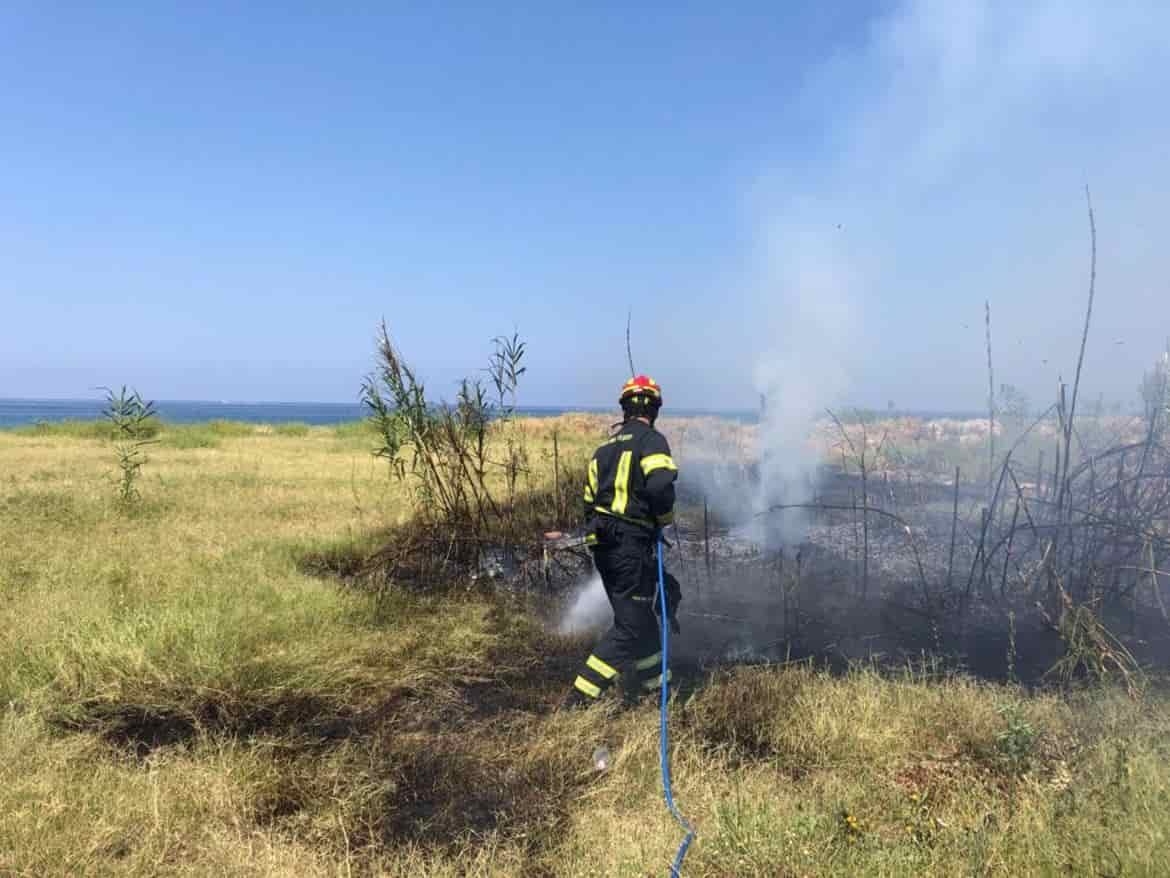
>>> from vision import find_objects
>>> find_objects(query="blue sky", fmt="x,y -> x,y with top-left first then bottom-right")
2,2 -> 1167,411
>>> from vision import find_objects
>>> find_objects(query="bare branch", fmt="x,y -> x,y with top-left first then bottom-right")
626,307 -> 636,377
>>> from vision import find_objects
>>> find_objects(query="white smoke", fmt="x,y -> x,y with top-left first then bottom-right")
556,573 -> 610,635
668,206 -> 862,547
752,207 -> 861,545
744,0 -> 1170,412
740,0 -> 1170,520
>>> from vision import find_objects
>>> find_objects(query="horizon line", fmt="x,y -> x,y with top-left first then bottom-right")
0,396 -> 1001,419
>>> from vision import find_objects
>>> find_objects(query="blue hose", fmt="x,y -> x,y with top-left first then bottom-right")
657,537 -> 695,876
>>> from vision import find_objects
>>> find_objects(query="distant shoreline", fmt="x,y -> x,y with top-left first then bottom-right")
0,396 -> 989,429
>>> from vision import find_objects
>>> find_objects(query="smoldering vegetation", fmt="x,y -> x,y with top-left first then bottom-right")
665,437 -> 1170,686
553,347 -> 1170,692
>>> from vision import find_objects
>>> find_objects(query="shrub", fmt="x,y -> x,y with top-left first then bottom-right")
995,701 -> 1039,775
102,386 -> 158,507
360,323 -> 530,539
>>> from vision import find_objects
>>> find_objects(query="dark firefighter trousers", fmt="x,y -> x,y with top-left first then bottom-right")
569,518 -> 671,704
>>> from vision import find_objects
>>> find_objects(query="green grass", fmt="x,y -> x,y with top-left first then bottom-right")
1,417 -> 1167,876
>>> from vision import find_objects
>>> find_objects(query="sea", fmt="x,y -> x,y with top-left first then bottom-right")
0,398 -> 764,429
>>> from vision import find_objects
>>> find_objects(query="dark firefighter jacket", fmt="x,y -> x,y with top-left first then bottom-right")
583,419 -> 677,533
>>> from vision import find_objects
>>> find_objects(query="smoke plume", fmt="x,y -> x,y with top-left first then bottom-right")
752,208 -> 861,545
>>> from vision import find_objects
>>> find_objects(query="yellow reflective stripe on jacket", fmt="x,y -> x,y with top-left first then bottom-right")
634,652 -> 662,671
588,457 -> 599,496
611,450 -> 633,515
640,453 -> 677,476
574,676 -> 601,698
642,669 -> 673,690
586,655 -> 619,680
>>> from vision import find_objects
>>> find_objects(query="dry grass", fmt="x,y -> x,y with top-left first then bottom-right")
1,418 -> 1169,876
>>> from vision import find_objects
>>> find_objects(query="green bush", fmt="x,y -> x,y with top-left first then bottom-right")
273,422 -> 310,437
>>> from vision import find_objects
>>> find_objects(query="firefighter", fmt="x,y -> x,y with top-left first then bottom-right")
564,375 -> 682,708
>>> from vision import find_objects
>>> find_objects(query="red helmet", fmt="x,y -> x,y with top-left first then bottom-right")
620,375 -> 662,405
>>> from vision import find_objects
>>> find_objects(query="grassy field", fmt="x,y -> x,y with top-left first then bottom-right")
2,418 -> 1168,877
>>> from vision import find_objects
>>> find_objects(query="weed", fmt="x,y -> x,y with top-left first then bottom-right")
902,789 -> 941,847
840,808 -> 867,845
995,701 -> 1039,775
101,386 -> 158,507
1042,586 -> 1143,695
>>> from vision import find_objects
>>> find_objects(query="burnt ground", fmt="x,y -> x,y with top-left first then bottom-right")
659,463 -> 1170,683
480,461 -> 1167,686
296,458 -> 1170,686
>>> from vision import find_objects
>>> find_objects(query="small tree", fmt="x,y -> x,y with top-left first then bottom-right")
102,386 -> 157,507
